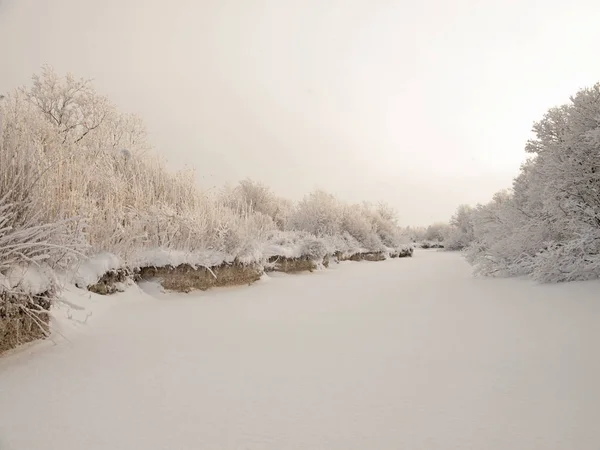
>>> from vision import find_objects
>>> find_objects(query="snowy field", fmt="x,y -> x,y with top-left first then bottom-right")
1,250 -> 599,450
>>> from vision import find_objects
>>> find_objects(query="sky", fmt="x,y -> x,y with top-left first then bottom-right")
1,0 -> 600,225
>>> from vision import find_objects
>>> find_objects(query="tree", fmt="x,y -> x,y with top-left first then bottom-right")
25,66 -> 112,145
424,222 -> 449,242
444,204 -> 474,250
23,66 -> 150,154
461,82 -> 600,281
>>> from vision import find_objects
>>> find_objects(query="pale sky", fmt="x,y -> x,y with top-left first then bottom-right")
1,0 -> 600,225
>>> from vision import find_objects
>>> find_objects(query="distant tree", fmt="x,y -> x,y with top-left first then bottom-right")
424,222 -> 449,242
444,204 -> 474,250
453,82 -> 600,280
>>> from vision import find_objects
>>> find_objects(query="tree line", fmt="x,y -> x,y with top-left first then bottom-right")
442,84 -> 600,282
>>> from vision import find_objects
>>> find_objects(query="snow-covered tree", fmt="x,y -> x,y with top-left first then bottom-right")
424,222 -> 450,243
444,204 -> 475,250
25,66 -> 113,146
461,82 -> 600,281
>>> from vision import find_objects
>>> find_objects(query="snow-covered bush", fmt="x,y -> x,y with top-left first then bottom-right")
0,105 -> 85,293
339,204 -> 383,252
463,190 -> 544,277
286,193 -> 408,255
287,190 -> 343,237
2,68 -> 281,271
221,179 -> 292,230
366,203 -> 408,250
1,67 -> 411,291
323,232 -> 365,258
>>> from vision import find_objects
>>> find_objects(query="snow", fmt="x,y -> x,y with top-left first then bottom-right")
262,231 -> 326,260
131,248 -> 234,269
263,241 -> 304,260
2,264 -> 54,295
72,252 -> 121,288
1,251 -> 600,449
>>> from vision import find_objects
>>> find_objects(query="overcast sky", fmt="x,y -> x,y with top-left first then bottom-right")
1,0 -> 600,225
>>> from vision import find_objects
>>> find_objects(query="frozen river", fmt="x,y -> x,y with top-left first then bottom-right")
1,250 -> 599,449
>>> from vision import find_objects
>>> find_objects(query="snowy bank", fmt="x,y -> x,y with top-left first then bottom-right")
0,265 -> 55,353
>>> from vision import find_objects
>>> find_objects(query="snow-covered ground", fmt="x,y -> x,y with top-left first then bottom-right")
1,250 -> 599,450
